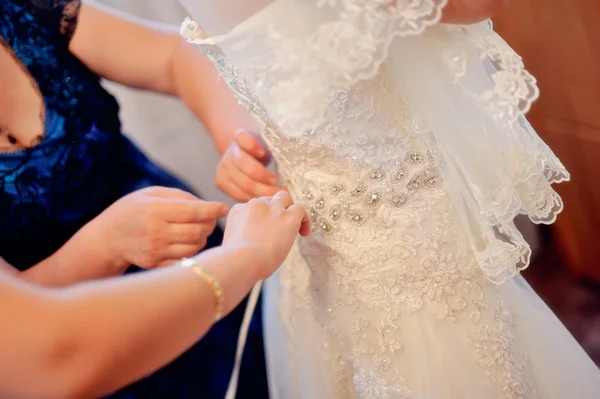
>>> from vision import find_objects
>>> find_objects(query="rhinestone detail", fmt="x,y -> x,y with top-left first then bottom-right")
295,151 -> 440,233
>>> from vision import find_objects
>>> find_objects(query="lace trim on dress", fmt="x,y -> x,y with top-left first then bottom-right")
181,16 -> 546,397
181,0 -> 568,286
26,0 -> 81,41
263,0 -> 449,126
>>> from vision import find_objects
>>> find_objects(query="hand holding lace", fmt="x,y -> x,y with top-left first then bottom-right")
216,130 -> 279,201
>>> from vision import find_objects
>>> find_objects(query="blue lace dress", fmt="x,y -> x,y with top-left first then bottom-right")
0,1 -> 267,398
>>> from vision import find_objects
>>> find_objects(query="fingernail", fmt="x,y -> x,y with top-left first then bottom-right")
269,176 -> 278,185
257,148 -> 266,158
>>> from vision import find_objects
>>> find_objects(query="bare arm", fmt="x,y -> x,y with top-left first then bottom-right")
441,0 -> 509,24
167,31 -> 257,153
16,222 -> 126,287
0,192 -> 307,399
0,244 -> 259,399
69,1 -> 253,153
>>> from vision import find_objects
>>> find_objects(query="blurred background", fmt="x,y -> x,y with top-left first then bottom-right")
494,0 -> 600,365
98,0 -> 600,365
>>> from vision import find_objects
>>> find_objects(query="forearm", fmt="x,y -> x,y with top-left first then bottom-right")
71,0 -> 253,153
169,37 -> 256,153
18,224 -> 126,287
0,244 -> 260,399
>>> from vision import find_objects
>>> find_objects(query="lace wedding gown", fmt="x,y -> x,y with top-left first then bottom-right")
181,1 -> 600,397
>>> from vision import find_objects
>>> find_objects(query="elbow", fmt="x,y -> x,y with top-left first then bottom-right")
34,350 -> 97,398
45,368 -> 106,399
37,381 -> 100,399
41,349 -> 115,399
32,309 -> 109,398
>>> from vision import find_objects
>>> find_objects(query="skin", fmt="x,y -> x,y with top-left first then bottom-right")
441,0 -> 510,24
0,191 -> 310,399
0,1 -> 510,396
12,187 -> 229,287
0,1 -> 259,284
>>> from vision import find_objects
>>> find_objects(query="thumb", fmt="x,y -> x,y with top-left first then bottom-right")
234,130 -> 270,163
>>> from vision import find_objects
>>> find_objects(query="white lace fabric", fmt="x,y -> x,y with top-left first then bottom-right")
182,0 -> 568,285
178,4 -> 600,398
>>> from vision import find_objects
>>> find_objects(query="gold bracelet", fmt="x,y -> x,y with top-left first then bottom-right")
180,258 -> 224,322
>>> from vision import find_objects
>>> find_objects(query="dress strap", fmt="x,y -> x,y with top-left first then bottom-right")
225,280 -> 263,399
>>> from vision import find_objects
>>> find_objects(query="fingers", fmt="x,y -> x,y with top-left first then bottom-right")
216,177 -> 255,202
166,222 -> 216,244
271,191 -> 293,209
220,163 -> 280,200
145,223 -> 214,268
298,207 -> 311,237
269,191 -> 311,237
142,186 -> 198,201
234,130 -> 271,163
140,187 -> 230,221
288,204 -> 311,237
230,145 -> 278,185
216,136 -> 279,201
158,199 -> 229,223
228,168 -> 280,197
190,201 -> 229,221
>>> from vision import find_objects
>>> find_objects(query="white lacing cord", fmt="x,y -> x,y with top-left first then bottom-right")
224,280 -> 263,399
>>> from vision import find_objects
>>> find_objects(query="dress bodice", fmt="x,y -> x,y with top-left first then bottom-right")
180,8 -> 597,399
195,41 -> 473,281
183,0 -> 568,285
194,27 -> 545,399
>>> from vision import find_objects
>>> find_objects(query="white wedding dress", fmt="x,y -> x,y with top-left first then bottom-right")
180,1 -> 600,398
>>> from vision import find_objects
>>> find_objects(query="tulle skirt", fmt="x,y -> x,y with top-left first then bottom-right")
263,266 -> 600,399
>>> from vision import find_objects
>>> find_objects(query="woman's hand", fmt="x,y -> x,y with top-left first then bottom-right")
0,191 -> 305,398
85,187 -> 229,269
223,191 -> 310,279
216,130 -> 280,201
441,0 -> 509,24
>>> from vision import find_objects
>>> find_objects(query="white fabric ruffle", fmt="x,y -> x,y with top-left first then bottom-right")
182,0 -> 568,285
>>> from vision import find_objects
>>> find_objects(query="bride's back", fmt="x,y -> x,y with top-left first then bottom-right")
179,0 -> 273,37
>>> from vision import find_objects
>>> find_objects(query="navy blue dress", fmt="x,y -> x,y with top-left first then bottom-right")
0,1 -> 267,398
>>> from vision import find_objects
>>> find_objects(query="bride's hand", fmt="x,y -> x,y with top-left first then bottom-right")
216,130 -> 279,201
223,191 -> 310,279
